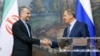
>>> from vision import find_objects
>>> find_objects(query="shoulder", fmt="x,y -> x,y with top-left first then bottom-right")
12,20 -> 22,27
75,21 -> 88,31
76,21 -> 87,27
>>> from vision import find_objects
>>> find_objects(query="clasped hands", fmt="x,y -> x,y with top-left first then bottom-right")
41,38 -> 51,46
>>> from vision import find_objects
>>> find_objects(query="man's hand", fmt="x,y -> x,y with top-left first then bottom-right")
41,38 -> 51,46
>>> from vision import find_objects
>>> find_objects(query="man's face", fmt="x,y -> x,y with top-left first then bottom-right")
21,8 -> 31,21
63,11 -> 72,24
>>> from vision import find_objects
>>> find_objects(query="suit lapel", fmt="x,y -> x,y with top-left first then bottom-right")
18,20 -> 29,37
69,21 -> 78,37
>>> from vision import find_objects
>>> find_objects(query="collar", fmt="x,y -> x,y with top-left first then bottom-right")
20,19 -> 26,24
69,19 -> 77,26
68,19 -> 77,32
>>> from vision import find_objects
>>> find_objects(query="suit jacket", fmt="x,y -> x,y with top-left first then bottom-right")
51,21 -> 90,47
63,21 -> 90,37
51,21 -> 90,56
12,20 -> 40,56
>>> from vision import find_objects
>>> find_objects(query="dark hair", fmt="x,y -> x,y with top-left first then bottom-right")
18,6 -> 29,15
64,9 -> 75,18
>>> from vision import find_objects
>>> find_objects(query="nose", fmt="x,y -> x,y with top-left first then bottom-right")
63,16 -> 65,20
28,14 -> 31,17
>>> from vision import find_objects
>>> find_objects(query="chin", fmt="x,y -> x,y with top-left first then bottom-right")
65,22 -> 69,24
27,19 -> 29,21
64,21 -> 68,24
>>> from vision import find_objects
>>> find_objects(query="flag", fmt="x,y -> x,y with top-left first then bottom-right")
0,0 -> 19,56
76,0 -> 96,56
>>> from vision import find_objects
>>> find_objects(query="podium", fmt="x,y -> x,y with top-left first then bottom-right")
57,37 -> 89,52
72,38 -> 88,46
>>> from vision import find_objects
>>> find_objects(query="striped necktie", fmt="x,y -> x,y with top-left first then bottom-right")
67,25 -> 71,37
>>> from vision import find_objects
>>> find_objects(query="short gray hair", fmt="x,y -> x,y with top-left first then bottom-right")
64,9 -> 75,18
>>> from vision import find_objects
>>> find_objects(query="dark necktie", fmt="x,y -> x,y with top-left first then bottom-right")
24,23 -> 30,37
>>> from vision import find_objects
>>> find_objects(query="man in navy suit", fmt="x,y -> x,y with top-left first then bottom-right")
49,9 -> 90,56
62,9 -> 89,37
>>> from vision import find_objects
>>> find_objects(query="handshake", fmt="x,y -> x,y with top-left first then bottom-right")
40,38 -> 67,48
41,38 -> 52,46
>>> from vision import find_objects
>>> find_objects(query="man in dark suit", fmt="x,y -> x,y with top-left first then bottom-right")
12,6 -> 49,56
48,9 -> 90,56
62,9 -> 89,37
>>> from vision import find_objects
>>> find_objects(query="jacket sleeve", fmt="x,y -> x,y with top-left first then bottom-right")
12,23 -> 40,45
50,41 -> 59,48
